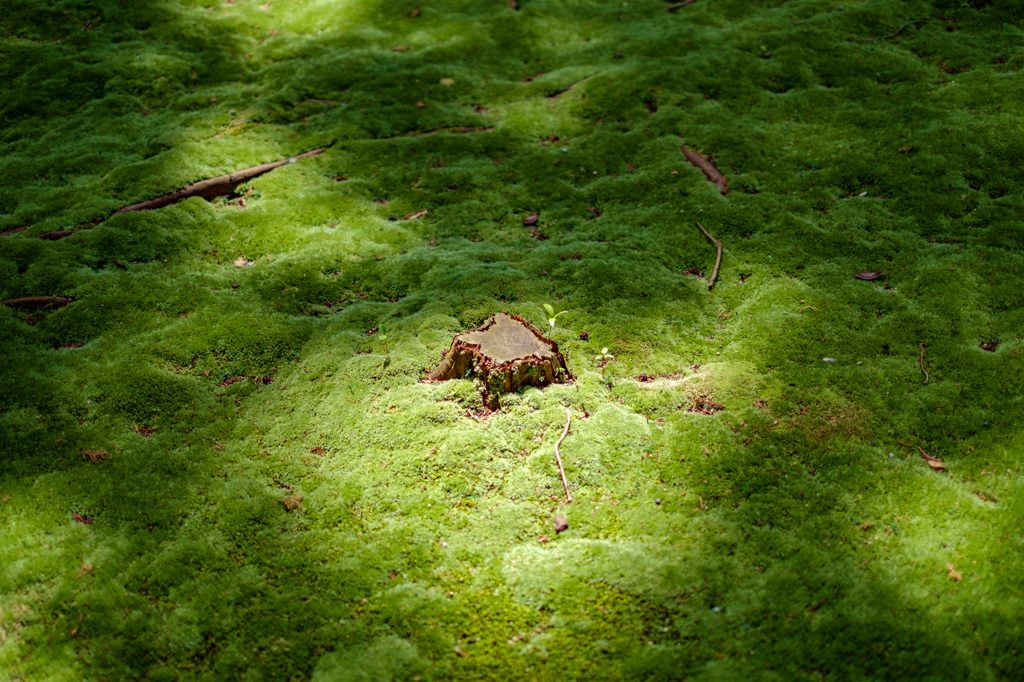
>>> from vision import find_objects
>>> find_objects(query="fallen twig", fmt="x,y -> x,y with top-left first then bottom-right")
546,74 -> 598,100
667,0 -> 695,11
799,306 -> 819,313
681,143 -> 729,195
554,407 -> 572,503
405,125 -> 493,138
919,343 -> 929,384
1,295 -> 70,309
695,222 -> 722,290
864,19 -> 928,42
34,148 -> 327,242
113,148 -> 325,216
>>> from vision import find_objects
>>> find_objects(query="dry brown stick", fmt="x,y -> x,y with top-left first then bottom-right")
680,144 -> 729,195
667,0 -> 696,12
695,222 -> 722,290
407,126 -> 493,138
546,74 -> 598,100
112,148 -> 326,216
554,407 -> 573,503
26,148 -> 327,242
1,296 -> 71,309
919,343 -> 929,384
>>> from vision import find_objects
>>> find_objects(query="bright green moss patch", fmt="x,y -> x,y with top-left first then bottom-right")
2,0 -> 1024,680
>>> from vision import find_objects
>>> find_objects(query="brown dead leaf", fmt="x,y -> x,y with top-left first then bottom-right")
393,45 -> 410,52
855,272 -> 883,280
898,145 -> 918,154
946,563 -> 962,582
918,447 -> 946,471
414,100 -> 426,108
553,515 -> 569,533
278,495 -> 304,511
73,512 -> 94,525
979,340 -> 999,352
80,450 -> 110,463
522,212 -> 539,226
407,8 -> 419,17
132,424 -> 158,438
858,521 -> 875,531
401,209 -> 429,221
77,563 -> 92,578
537,535 -> 550,543
233,256 -> 248,267
0,496 -> 8,503
586,207 -> 601,219
310,447 -> 326,455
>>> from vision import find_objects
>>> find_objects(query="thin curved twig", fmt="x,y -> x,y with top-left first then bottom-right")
695,222 -> 723,290
864,19 -> 928,42
554,407 -> 572,503
919,343 -> 929,384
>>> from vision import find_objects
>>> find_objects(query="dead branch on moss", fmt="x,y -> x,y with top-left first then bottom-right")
667,0 -> 696,12
695,222 -> 722,290
546,74 -> 598,100
404,125 -> 493,138
680,144 -> 729,195
113,148 -> 325,216
38,230 -> 77,240
2,296 -> 70,310
919,343 -> 929,384
30,148 -> 327,242
554,407 -> 573,503
0,226 -> 27,237
863,19 -> 928,42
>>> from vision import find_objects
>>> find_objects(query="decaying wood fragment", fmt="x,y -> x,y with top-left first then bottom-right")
426,313 -> 571,409
681,144 -> 729,195
2,296 -> 71,309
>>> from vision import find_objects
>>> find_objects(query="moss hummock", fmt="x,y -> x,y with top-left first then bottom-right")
1,0 -> 1023,680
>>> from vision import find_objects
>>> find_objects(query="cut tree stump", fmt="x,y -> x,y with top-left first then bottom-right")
426,312 -> 571,409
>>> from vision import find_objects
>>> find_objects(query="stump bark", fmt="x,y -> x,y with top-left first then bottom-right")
427,313 -> 571,409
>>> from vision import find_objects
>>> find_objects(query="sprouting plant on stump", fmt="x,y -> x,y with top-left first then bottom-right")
543,303 -> 568,337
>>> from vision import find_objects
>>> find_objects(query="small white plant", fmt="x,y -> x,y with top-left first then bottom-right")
543,303 -> 568,337
595,347 -> 614,364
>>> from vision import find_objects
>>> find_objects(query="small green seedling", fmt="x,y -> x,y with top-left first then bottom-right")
543,303 -> 568,337
595,347 -> 615,383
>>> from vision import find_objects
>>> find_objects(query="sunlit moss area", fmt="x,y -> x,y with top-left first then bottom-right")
2,0 -> 1024,679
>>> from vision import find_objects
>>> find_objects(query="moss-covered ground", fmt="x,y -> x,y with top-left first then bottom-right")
2,0 -> 1024,679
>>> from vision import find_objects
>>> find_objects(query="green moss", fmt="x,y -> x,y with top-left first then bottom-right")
2,0 -> 1024,680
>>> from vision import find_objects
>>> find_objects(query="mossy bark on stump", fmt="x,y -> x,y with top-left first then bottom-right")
427,313 -> 571,409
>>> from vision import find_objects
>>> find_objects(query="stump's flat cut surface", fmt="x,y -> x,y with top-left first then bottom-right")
427,313 -> 571,408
